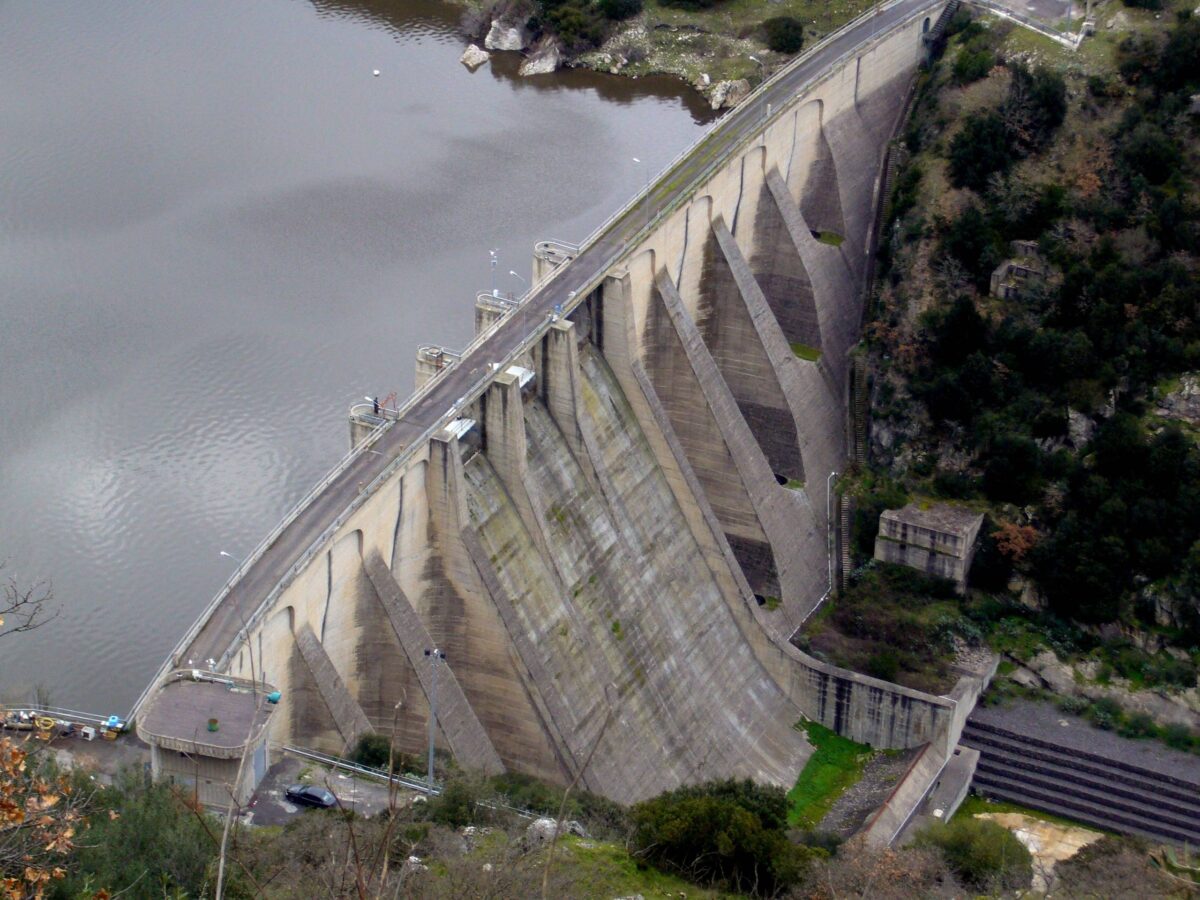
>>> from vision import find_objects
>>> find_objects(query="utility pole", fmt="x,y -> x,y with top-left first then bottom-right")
423,648 -> 445,791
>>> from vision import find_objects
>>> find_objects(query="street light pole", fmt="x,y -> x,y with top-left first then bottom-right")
489,249 -> 499,297
423,648 -> 445,791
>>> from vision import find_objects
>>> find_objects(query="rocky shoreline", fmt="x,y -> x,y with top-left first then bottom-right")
451,0 -> 868,109
457,17 -> 752,110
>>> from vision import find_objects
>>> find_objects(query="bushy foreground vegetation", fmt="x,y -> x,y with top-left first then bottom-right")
7,728 -> 1193,898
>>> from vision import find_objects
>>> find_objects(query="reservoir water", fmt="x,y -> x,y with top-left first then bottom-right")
0,0 -> 711,714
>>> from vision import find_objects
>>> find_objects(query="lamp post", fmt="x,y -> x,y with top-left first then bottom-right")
631,156 -> 649,194
489,249 -> 499,297
423,648 -> 445,791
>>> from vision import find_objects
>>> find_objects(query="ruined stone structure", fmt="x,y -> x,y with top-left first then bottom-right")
135,0 -> 989,827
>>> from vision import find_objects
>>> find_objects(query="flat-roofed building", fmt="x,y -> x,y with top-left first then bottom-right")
136,669 -> 276,809
874,502 -> 985,593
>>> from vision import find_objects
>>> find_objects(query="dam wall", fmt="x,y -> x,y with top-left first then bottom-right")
142,0 -> 983,815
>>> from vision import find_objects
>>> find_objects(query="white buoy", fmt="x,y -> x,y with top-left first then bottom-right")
373,69 -> 381,77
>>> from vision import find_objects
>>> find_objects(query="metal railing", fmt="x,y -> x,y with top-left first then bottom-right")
136,0 -> 947,716
965,0 -> 1086,47
6,704 -> 119,729
280,745 -> 535,819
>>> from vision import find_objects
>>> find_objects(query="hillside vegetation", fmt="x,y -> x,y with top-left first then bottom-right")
843,4 -> 1200,736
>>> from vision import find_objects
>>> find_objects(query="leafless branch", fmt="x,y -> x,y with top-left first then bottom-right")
0,563 -> 58,642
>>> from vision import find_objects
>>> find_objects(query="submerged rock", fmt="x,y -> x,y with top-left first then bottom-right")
459,43 -> 490,71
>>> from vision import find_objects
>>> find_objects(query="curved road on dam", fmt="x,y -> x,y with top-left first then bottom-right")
155,0 -> 942,710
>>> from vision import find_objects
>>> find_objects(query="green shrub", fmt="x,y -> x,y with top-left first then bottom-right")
1118,712 -> 1158,739
866,648 -> 900,681
544,0 -> 605,50
423,776 -> 483,828
350,732 -> 415,774
1163,722 -> 1197,751
953,48 -> 994,84
763,16 -> 805,53
1119,122 -> 1181,185
915,817 -> 1032,890
598,0 -> 642,20
1057,695 -> 1091,716
658,0 -> 722,9
948,111 -> 1012,192
1087,696 -> 1123,731
630,779 -> 815,896
1006,64 -> 1067,151
57,768 -> 216,898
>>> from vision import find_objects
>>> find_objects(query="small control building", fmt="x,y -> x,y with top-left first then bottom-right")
874,502 -> 985,593
137,669 -> 276,809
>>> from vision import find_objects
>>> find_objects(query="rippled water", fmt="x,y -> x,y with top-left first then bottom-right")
0,0 -> 711,714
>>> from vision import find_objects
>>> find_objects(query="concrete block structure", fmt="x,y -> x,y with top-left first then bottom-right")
137,670 -> 275,809
989,240 -> 1048,300
135,0 -> 988,837
874,502 -> 985,592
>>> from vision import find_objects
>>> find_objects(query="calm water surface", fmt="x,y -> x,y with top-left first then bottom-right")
0,0 -> 711,714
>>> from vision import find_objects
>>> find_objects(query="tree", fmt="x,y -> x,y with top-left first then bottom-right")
948,111 -> 1012,192
764,17 -> 805,54
0,568 -> 80,900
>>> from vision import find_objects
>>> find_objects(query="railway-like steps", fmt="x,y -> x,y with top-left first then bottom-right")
961,719 -> 1200,846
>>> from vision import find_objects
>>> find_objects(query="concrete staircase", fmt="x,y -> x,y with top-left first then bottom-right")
961,719 -> 1200,845
851,354 -> 869,467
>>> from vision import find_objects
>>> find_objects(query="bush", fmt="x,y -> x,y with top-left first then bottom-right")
1163,722 -> 1197,751
1118,712 -> 1157,739
1006,63 -> 1067,151
598,0 -> 642,20
350,732 -> 415,774
658,0 -> 722,9
422,776 -> 484,828
949,111 -> 1012,192
953,47 -> 994,84
1119,122 -> 1181,185
544,0 -> 605,50
914,817 -> 1032,890
630,779 -> 815,896
763,16 -> 805,53
866,648 -> 900,681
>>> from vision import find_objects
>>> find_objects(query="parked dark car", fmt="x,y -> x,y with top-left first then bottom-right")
284,784 -> 337,809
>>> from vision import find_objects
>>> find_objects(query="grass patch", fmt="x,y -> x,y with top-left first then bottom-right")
790,342 -> 822,361
785,478 -> 806,490
956,793 -> 1106,833
816,230 -> 844,246
559,836 -> 730,898
787,721 -> 872,828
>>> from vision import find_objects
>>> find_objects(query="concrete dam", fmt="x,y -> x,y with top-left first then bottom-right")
136,0 -> 989,821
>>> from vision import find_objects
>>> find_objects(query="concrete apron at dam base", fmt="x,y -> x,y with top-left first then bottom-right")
136,0 -> 995,842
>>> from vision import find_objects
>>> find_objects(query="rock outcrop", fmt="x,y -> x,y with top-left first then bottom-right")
484,19 -> 530,52
708,78 -> 750,110
460,44 -> 491,71
518,39 -> 562,76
